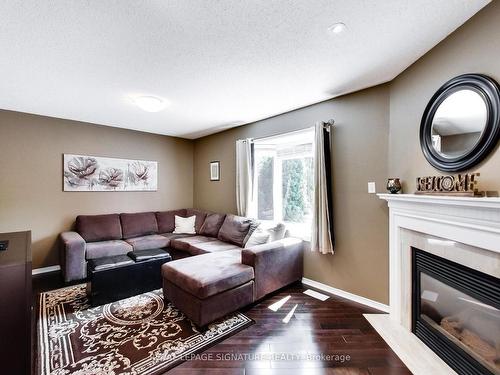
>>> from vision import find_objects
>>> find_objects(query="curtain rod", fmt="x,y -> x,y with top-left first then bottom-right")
238,119 -> 335,142
323,119 -> 335,132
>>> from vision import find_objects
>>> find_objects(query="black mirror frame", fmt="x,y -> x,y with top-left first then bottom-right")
420,73 -> 500,172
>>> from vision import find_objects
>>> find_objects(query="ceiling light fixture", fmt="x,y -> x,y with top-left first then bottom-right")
328,22 -> 347,34
133,95 -> 168,112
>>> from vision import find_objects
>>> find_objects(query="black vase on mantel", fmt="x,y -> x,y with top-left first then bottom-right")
387,178 -> 402,194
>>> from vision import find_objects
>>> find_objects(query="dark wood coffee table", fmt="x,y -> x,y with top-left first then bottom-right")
87,249 -> 172,306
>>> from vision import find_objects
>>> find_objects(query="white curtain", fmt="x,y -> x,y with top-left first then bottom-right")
235,139 -> 254,217
311,122 -> 334,254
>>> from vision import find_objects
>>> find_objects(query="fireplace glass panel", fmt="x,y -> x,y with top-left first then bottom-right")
419,272 -> 500,373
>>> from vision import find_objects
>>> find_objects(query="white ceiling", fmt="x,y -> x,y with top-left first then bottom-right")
0,1 -> 490,139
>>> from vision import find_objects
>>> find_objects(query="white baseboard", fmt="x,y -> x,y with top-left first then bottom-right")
32,265 -> 61,275
302,277 -> 390,313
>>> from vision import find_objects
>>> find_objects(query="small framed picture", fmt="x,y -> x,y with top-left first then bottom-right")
210,161 -> 220,181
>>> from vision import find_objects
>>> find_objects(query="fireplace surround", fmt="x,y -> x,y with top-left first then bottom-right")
371,194 -> 500,374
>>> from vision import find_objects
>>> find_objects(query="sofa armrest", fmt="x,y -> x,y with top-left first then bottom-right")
242,237 -> 303,300
60,231 -> 87,282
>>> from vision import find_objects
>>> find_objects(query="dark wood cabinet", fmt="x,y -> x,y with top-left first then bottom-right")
0,231 -> 31,375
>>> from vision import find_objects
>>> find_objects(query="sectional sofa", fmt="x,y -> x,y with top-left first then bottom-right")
60,208 -> 304,325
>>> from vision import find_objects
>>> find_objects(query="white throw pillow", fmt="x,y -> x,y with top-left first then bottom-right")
173,215 -> 196,234
244,222 -> 287,247
265,222 -> 287,242
244,229 -> 271,248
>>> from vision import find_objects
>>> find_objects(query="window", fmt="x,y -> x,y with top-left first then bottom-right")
252,128 -> 314,239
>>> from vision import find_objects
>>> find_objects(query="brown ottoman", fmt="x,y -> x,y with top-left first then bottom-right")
162,250 -> 254,326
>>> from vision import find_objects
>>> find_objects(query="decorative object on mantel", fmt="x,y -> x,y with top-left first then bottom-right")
387,178 -> 402,194
63,154 -> 157,191
419,73 -> 500,172
210,161 -> 220,181
415,173 -> 483,196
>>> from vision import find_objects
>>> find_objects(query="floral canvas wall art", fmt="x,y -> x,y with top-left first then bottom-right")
63,154 -> 158,191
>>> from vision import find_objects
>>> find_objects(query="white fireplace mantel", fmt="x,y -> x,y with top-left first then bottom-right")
364,193 -> 500,375
379,193 -> 500,251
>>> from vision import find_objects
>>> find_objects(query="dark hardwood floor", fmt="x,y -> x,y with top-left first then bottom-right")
32,273 -> 411,375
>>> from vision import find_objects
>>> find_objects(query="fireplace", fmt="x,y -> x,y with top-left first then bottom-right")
412,247 -> 500,375
372,194 -> 500,374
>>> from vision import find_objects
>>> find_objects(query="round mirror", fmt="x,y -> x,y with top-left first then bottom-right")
420,74 -> 500,172
431,89 -> 487,159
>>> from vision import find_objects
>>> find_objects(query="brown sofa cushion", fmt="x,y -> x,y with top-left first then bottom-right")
159,232 -> 192,246
199,213 -> 226,237
163,279 -> 254,327
76,214 -> 122,242
185,209 -> 208,233
124,234 -> 170,251
120,212 -> 158,239
170,235 -> 216,252
217,214 -> 258,247
85,240 -> 133,259
188,240 -> 242,256
162,250 -> 254,299
156,209 -> 187,233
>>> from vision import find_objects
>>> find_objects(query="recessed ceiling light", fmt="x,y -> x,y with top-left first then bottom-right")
133,95 -> 168,112
328,22 -> 347,34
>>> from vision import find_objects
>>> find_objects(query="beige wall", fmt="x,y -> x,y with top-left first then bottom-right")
0,110 -> 194,269
389,1 -> 500,192
194,85 -> 390,304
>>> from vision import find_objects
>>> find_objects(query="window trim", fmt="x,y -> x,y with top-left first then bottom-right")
252,127 -> 315,240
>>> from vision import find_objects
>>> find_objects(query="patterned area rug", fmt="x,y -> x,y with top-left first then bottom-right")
38,284 -> 253,375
